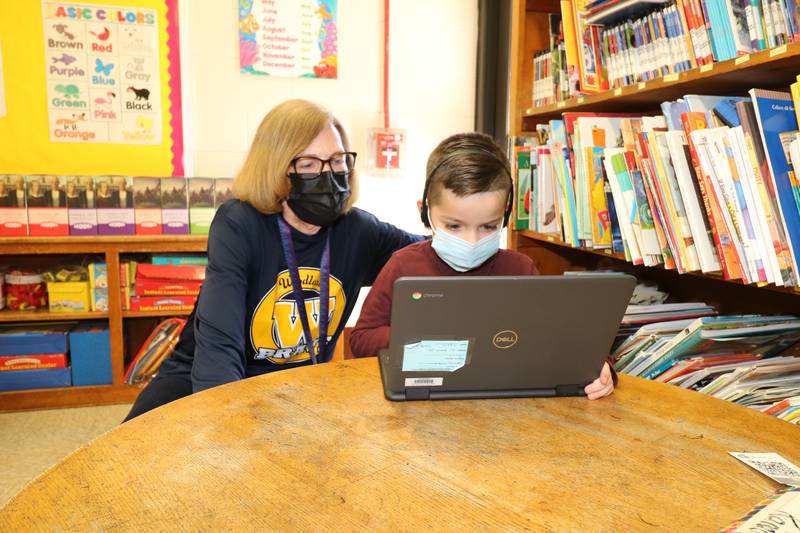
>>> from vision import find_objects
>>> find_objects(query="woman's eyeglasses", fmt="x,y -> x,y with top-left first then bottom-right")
290,151 -> 357,177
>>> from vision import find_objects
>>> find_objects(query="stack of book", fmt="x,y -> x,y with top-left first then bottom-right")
130,258 -> 206,313
764,395 -> 800,422
612,314 -> 800,421
530,0 -> 800,99
512,84 -> 800,288
615,301 -> 716,345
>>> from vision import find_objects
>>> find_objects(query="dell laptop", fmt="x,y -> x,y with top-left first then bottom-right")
378,273 -> 636,401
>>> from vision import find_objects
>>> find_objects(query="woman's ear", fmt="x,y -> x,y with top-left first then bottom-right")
416,199 -> 423,213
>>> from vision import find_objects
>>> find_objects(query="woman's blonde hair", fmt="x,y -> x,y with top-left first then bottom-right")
233,99 -> 359,214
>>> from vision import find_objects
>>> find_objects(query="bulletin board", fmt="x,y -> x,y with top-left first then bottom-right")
0,0 -> 184,176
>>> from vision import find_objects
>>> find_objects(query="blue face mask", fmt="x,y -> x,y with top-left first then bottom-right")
430,221 -> 502,272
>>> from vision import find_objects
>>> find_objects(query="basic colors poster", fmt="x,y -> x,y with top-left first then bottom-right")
0,1 -> 184,175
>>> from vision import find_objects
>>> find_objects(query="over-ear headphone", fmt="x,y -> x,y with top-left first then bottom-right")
419,146 -> 515,228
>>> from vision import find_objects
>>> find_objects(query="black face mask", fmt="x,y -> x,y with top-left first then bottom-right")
287,170 -> 351,227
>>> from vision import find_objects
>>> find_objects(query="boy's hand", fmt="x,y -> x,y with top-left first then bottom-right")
584,362 -> 614,400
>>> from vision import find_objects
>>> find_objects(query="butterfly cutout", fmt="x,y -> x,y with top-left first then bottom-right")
95,58 -> 114,76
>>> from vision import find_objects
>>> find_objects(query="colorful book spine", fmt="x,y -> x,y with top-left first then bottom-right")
682,112 -> 743,279
589,146 -> 611,247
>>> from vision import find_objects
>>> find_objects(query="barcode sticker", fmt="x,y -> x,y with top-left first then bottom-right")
729,452 -> 800,486
770,44 -> 788,57
614,88 -> 622,96
663,73 -> 679,82
405,377 -> 443,387
735,54 -> 751,65
577,96 -> 585,104
700,64 -> 713,73
638,82 -> 646,90
557,101 -> 566,108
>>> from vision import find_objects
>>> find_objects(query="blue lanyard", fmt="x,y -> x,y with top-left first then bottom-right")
277,217 -> 331,365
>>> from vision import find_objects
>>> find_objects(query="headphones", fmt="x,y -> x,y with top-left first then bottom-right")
419,146 -> 515,228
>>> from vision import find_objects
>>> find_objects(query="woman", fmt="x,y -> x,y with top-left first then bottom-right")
124,100 -> 421,420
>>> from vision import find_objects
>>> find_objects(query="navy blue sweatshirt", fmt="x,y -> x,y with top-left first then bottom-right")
158,200 -> 421,392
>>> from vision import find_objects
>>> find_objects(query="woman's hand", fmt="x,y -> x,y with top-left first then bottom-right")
584,361 -> 614,400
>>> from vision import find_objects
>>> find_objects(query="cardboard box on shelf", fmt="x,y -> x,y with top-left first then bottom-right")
0,175 -> 28,236
46,281 -> 90,313
26,175 -> 68,236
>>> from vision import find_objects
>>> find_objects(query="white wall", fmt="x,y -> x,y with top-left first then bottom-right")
179,0 -> 479,235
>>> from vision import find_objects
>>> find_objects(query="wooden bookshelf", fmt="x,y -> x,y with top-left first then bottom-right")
508,0 -> 800,317
0,235 -> 207,412
0,309 -> 109,323
521,41 -> 800,129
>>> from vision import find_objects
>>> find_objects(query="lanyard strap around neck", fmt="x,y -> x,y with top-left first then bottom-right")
277,217 -> 331,365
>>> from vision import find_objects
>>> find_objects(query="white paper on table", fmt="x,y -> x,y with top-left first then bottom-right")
729,452 -> 800,486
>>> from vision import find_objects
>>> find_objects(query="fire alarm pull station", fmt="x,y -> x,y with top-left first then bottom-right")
367,128 -> 406,176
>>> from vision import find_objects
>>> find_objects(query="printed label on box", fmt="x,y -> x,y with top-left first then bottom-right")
68,208 -> 98,235
135,208 -> 162,234
97,208 -> 135,235
28,207 -> 69,236
162,208 -> 189,234
0,208 -> 28,236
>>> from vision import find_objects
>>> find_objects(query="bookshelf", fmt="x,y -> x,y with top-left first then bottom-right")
0,235 -> 207,411
508,0 -> 800,316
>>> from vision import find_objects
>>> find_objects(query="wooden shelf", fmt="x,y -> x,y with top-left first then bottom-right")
0,384 -> 142,412
521,42 -> 800,129
518,230 -> 800,296
0,235 -> 208,254
0,234 -> 207,411
123,310 -> 192,318
0,309 -> 108,323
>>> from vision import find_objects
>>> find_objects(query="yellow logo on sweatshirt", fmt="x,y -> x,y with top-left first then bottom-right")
250,268 -> 345,364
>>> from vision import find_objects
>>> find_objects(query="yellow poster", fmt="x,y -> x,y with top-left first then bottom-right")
0,0 -> 183,175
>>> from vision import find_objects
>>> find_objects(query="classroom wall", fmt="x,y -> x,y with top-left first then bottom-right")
179,0 -> 479,233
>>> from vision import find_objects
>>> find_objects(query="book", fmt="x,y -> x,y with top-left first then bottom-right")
663,130 -> 722,272
0,175 -> 28,236
26,175 -> 68,236
95,176 -> 135,235
683,112 -> 744,279
514,148 -> 532,230
750,89 -> 800,277
188,177 -> 215,235
133,176 -> 162,235
738,100 -> 796,285
161,177 -> 189,235
65,175 -> 97,235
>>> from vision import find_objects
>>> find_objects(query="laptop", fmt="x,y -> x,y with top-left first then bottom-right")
378,273 -> 636,401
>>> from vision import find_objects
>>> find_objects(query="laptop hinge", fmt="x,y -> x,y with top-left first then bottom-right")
555,384 -> 584,396
405,388 -> 430,400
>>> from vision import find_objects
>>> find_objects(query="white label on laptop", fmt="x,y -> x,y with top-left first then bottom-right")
729,452 -> 800,486
405,377 -> 444,387
402,340 -> 469,372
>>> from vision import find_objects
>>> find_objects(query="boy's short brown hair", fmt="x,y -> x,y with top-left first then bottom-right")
424,132 -> 512,207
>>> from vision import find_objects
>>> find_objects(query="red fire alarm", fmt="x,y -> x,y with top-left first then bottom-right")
367,128 -> 406,176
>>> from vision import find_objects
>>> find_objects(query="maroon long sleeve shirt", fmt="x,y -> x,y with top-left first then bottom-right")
349,240 -> 538,357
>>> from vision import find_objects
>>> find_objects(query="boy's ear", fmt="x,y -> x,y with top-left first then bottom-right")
416,199 -> 423,212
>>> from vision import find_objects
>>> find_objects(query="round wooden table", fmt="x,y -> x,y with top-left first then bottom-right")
1,358 -> 798,531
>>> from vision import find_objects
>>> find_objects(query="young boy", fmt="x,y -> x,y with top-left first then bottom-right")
349,132 -> 615,399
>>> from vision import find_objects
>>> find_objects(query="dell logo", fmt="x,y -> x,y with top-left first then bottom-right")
492,330 -> 518,349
